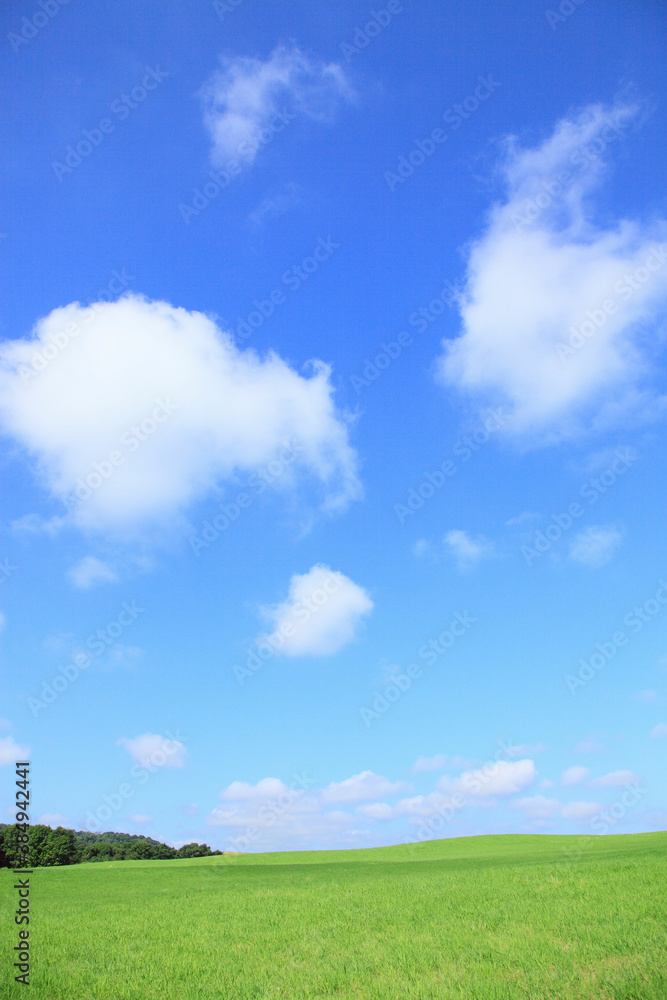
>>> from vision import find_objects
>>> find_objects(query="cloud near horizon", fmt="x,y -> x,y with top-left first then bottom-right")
0,295 -> 360,535
437,102 -> 667,440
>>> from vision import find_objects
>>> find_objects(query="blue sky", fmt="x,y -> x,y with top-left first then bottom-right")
1,0 -> 667,852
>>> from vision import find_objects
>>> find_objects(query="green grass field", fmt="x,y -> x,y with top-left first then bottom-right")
3,832 -> 666,999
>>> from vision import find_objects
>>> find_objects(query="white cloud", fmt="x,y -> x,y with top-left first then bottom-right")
569,525 -> 622,566
128,814 -> 152,824
590,770 -> 641,787
258,564 -> 373,656
0,612 -> 5,632
437,102 -> 667,440
412,538 -> 431,558
437,758 -> 536,798
117,733 -> 187,769
411,754 -> 447,774
37,813 -> 69,826
67,556 -> 117,589
561,765 -> 591,786
443,529 -> 494,570
410,753 -> 474,774
562,800 -> 603,822
633,689 -> 660,703
321,771 -> 408,805
514,795 -> 561,820
650,722 -> 667,739
574,735 -> 606,753
0,295 -> 360,534
0,735 -> 30,765
356,802 -> 393,820
200,44 -> 352,168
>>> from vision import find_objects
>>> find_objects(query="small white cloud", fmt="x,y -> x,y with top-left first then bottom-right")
258,564 -> 373,656
540,778 -> 556,788
562,801 -> 603,822
505,511 -> 540,527
37,813 -> 69,826
128,814 -> 152,824
443,529 -> 494,570
67,556 -> 118,589
574,735 -> 606,753
437,101 -> 667,440
514,795 -> 561,820
633,689 -> 661,703
437,758 -> 536,798
356,802 -> 393,820
200,44 -> 353,169
411,754 -> 448,774
561,765 -> 591,786
411,753 -> 474,774
0,612 -> 5,632
321,771 -> 408,805
117,733 -> 187,769
412,538 -> 431,558
650,722 -> 667,739
221,777 -> 289,801
569,525 -> 622,566
0,735 -> 30,766
590,770 -> 641,787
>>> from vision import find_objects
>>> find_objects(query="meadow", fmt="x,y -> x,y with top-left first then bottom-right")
2,831 -> 666,999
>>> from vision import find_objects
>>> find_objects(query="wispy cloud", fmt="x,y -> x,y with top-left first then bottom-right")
443,529 -> 494,570
569,525 -> 622,566
200,44 -> 353,168
67,556 -> 117,589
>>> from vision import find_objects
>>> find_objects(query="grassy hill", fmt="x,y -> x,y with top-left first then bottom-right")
3,832 -> 666,998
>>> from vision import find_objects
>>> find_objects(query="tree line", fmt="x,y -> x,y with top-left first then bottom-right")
0,823 -> 223,867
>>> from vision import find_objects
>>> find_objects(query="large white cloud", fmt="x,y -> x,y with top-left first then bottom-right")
438,102 -> 667,439
258,564 -> 373,656
200,44 -> 353,168
0,295 -> 360,533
